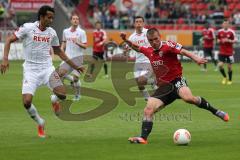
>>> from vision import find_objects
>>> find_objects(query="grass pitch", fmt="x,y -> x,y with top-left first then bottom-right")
0,61 -> 239,160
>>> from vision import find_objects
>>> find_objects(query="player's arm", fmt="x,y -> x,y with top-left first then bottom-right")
75,31 -> 87,49
0,34 -> 18,74
75,41 -> 87,49
53,46 -> 84,73
180,48 -> 207,65
120,32 -> 140,52
226,32 -> 237,43
61,41 -> 66,51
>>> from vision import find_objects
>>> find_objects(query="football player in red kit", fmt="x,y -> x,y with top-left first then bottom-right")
217,20 -> 237,85
120,28 -> 229,144
202,23 -> 217,71
88,21 -> 108,78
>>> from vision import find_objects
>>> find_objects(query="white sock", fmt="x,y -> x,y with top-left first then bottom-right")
141,89 -> 150,100
50,94 -> 59,103
73,80 -> 81,96
65,75 -> 74,82
27,104 -> 44,126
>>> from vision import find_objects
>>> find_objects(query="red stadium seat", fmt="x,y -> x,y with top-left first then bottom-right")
224,10 -> 232,18
236,4 -> 240,10
191,3 -> 197,11
226,0 -> 232,3
228,3 -> 236,10
181,25 -> 191,30
165,25 -> 174,30
196,25 -> 204,30
156,25 -> 166,30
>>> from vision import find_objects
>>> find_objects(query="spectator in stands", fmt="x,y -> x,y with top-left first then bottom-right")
113,15 -> 119,29
144,7 -> 152,23
93,7 -> 102,22
233,11 -> 240,25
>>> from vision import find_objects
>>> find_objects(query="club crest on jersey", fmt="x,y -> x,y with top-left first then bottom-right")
159,51 -> 163,57
175,43 -> 182,50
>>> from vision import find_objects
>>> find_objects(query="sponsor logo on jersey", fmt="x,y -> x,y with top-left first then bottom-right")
33,35 -> 50,42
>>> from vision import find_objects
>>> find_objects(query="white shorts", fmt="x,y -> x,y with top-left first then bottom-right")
134,62 -> 153,79
60,56 -> 83,77
22,66 -> 63,95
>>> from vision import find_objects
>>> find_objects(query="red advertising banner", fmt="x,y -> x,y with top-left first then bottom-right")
10,0 -> 55,12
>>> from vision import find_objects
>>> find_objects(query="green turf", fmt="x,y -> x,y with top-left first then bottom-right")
0,61 -> 240,160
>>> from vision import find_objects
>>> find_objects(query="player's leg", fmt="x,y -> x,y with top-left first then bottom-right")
87,52 -> 98,77
218,55 -> 227,84
178,86 -> 229,121
103,62 -> 108,77
100,52 -> 108,78
72,73 -> 81,101
129,84 -> 176,144
227,63 -> 232,85
202,48 -> 208,71
146,63 -> 158,90
48,68 -> 67,115
22,70 -> 45,138
128,97 -> 164,144
136,75 -> 150,101
210,48 -> 217,68
226,56 -> 234,85
134,63 -> 151,100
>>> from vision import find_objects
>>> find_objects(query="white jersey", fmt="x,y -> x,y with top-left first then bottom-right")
62,26 -> 87,59
129,28 -> 150,63
14,21 -> 59,70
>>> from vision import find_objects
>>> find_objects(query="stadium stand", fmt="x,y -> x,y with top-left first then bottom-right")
76,0 -> 240,30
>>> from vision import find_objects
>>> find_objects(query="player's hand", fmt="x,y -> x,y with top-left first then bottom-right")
195,57 -> 208,65
96,42 -> 103,47
120,32 -> 127,41
0,59 -> 9,74
76,66 -> 85,73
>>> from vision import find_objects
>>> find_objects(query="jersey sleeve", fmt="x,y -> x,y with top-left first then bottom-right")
139,46 -> 151,57
167,41 -> 182,54
80,30 -> 87,44
231,30 -> 237,41
14,23 -> 29,39
51,30 -> 60,46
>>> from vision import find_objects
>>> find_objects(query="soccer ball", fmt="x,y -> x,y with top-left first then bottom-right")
173,129 -> 191,145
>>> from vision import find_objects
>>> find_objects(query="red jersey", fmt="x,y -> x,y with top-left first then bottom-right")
202,27 -> 215,48
139,41 -> 183,83
217,28 -> 236,56
93,29 -> 107,53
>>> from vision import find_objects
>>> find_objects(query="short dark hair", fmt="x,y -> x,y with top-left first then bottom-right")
71,13 -> 79,20
147,27 -> 160,36
134,16 -> 144,22
95,21 -> 102,26
37,5 -> 55,20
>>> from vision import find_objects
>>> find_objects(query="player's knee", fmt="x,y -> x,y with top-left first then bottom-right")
57,69 -> 67,78
144,106 -> 155,116
137,76 -> 147,86
73,76 -> 79,82
182,96 -> 195,104
23,99 -> 32,109
56,94 -> 66,100
218,62 -> 224,67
